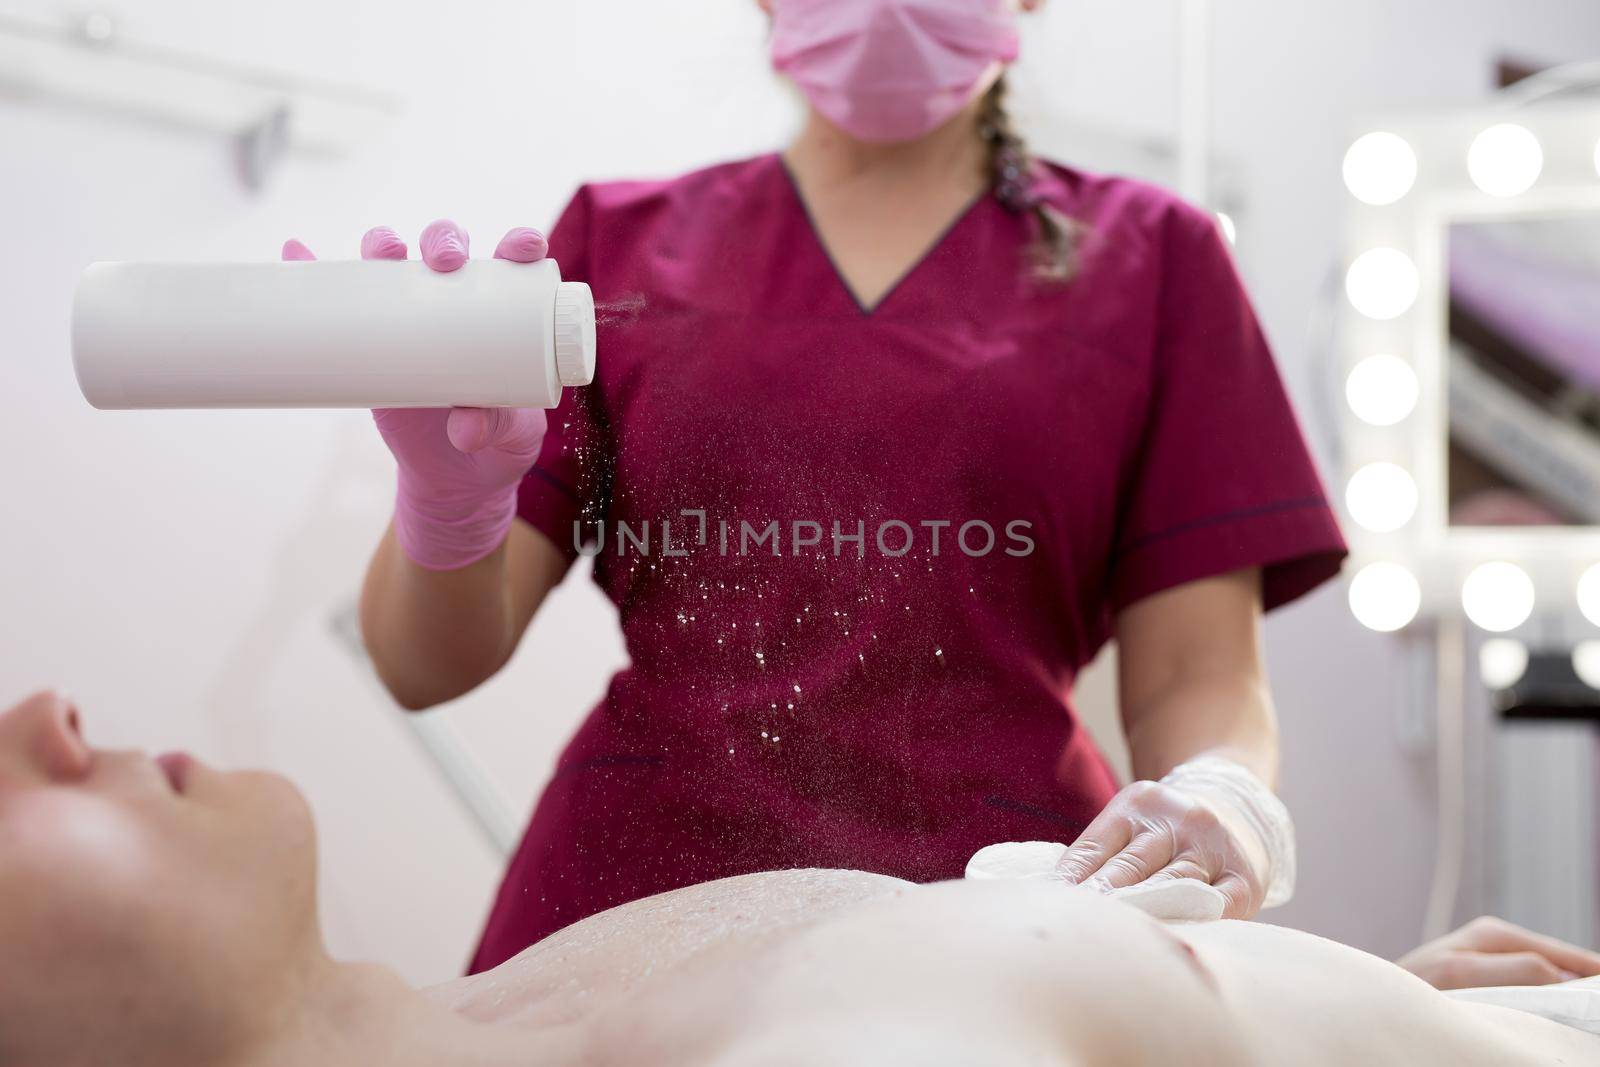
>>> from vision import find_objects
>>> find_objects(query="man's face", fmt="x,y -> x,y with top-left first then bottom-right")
0,691 -> 321,1066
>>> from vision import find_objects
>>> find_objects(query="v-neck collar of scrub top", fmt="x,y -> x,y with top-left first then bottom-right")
775,153 -> 994,318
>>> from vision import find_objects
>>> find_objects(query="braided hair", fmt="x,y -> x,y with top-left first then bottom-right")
980,76 -> 1078,283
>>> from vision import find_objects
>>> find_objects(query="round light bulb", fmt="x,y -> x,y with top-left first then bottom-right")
1346,248 -> 1419,320
1346,355 -> 1419,426
1343,132 -> 1418,206
1461,561 -> 1535,632
1468,124 -> 1543,198
1349,561 -> 1421,633
1479,637 -> 1529,690
1345,462 -> 1418,533
1576,562 -> 1600,627
1216,211 -> 1238,245
1575,641 -> 1600,689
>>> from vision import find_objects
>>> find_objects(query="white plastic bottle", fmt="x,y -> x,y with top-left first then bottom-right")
71,258 -> 596,409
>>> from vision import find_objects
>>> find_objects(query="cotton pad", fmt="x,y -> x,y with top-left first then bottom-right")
965,841 -> 1065,881
964,841 -> 1228,922
1111,878 -> 1227,922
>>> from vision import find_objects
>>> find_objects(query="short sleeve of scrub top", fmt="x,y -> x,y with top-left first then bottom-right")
1108,207 -> 1345,612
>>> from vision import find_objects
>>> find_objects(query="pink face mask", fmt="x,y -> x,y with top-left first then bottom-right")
771,0 -> 1021,145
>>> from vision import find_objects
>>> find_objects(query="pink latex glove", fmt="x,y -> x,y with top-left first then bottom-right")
282,221 -> 551,570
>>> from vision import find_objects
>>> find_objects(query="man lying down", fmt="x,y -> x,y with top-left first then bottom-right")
5,691 -> 1599,1067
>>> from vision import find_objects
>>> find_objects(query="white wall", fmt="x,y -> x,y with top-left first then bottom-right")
3,0 -> 1599,983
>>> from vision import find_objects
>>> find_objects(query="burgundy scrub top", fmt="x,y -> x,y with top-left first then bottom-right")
467,154 -> 1346,972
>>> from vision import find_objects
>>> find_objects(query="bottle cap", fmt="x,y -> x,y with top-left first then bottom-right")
554,282 -> 597,388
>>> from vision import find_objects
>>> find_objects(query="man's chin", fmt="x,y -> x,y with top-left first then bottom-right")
215,768 -> 315,836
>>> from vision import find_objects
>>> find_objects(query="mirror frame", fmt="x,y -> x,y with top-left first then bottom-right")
1339,102 -> 1600,628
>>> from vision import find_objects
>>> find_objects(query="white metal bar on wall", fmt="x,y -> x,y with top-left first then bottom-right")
329,604 -> 519,859
0,7 -> 400,156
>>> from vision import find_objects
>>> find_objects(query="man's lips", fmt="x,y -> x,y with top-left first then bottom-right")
155,751 -> 194,794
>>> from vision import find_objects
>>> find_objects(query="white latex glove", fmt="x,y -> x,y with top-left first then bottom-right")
966,842 -> 1228,922
1053,755 -> 1295,920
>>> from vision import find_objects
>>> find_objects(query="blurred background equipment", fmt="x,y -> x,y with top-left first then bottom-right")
0,7 -> 401,188
1334,58 -> 1600,948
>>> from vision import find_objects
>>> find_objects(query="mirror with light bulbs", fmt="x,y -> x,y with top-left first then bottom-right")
1338,103 -> 1600,635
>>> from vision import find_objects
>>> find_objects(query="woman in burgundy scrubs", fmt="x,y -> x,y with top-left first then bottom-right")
345,0 -> 1347,973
